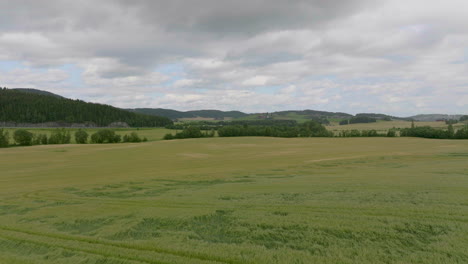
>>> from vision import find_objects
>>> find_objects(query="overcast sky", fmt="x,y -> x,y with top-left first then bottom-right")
1,0 -> 467,116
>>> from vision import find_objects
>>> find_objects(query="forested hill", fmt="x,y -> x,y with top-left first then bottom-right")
129,108 -> 248,120
407,114 -> 464,121
0,88 -> 172,127
13,88 -> 64,98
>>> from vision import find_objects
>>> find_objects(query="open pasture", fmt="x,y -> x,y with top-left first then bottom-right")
328,120 -> 458,132
1,137 -> 468,263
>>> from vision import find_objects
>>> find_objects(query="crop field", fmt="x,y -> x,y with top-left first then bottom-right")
1,137 -> 468,263
328,120 -> 464,133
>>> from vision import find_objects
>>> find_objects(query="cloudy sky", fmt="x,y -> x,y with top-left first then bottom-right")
1,0 -> 467,116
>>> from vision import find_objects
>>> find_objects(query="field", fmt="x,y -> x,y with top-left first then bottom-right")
328,120 -> 461,133
1,137 -> 468,263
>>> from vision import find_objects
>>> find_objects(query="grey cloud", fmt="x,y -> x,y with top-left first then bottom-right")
121,0 -> 373,35
1,0 -> 372,69
1,0 -> 467,115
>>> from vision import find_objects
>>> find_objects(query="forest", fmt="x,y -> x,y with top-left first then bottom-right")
0,88 -> 172,127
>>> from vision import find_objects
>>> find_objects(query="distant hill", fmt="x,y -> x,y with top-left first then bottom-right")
13,88 -> 64,99
408,114 -> 464,122
275,110 -> 352,119
237,109 -> 353,123
129,108 -> 248,120
3,88 -> 466,125
0,88 -> 172,127
356,113 -> 410,121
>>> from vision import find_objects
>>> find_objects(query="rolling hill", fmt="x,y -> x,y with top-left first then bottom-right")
2,88 -> 466,126
0,88 -> 172,127
13,88 -> 64,99
129,108 -> 248,120
407,114 -> 464,121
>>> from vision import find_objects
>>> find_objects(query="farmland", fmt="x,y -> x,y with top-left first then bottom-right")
1,137 -> 468,263
328,120 -> 463,131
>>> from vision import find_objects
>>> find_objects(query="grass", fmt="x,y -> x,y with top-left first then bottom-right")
1,137 -> 468,263
328,120 -> 464,132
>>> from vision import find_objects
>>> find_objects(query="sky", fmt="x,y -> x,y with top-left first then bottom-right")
0,0 -> 467,116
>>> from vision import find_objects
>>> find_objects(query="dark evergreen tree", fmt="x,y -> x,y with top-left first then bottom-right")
0,88 -> 172,127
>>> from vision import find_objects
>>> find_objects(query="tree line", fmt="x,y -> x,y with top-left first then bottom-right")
165,119 -> 299,131
163,121 -> 468,140
339,116 -> 378,125
164,121 -> 333,140
0,128 -> 147,147
163,126 -> 215,140
0,88 -> 172,127
400,125 -> 468,139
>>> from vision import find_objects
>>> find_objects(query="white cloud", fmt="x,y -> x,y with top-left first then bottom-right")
0,68 -> 69,88
0,0 -> 467,115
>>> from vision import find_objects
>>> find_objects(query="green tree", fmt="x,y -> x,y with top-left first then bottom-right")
123,132 -> 142,143
32,134 -> 48,145
75,129 -> 89,144
14,129 -> 33,146
40,134 -> 48,145
49,128 -> 71,144
91,129 -> 120,143
0,88 -> 173,127
387,129 -> 397,137
0,129 -> 9,147
455,125 -> 468,139
447,124 -> 454,138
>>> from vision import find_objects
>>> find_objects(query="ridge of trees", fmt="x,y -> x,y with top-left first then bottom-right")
163,122 -> 468,141
129,108 -> 248,120
400,125 -> 468,139
0,128 -> 148,148
339,116 -> 378,125
0,88 -> 172,127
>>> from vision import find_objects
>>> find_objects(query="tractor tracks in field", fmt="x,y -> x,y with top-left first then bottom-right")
0,225 -> 243,264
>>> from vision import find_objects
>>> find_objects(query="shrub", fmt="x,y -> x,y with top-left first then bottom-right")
33,134 -> 48,145
387,129 -> 397,137
0,129 -> 9,148
75,129 -> 89,144
455,126 -> 468,139
49,128 -> 71,144
163,133 -> 174,140
123,132 -> 142,143
14,129 -> 33,146
91,129 -> 121,143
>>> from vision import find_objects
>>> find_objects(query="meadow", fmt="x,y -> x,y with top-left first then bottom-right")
327,120 -> 461,132
1,137 -> 468,263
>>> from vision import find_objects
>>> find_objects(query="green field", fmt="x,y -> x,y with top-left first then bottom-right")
328,120 -> 462,132
1,137 -> 468,263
